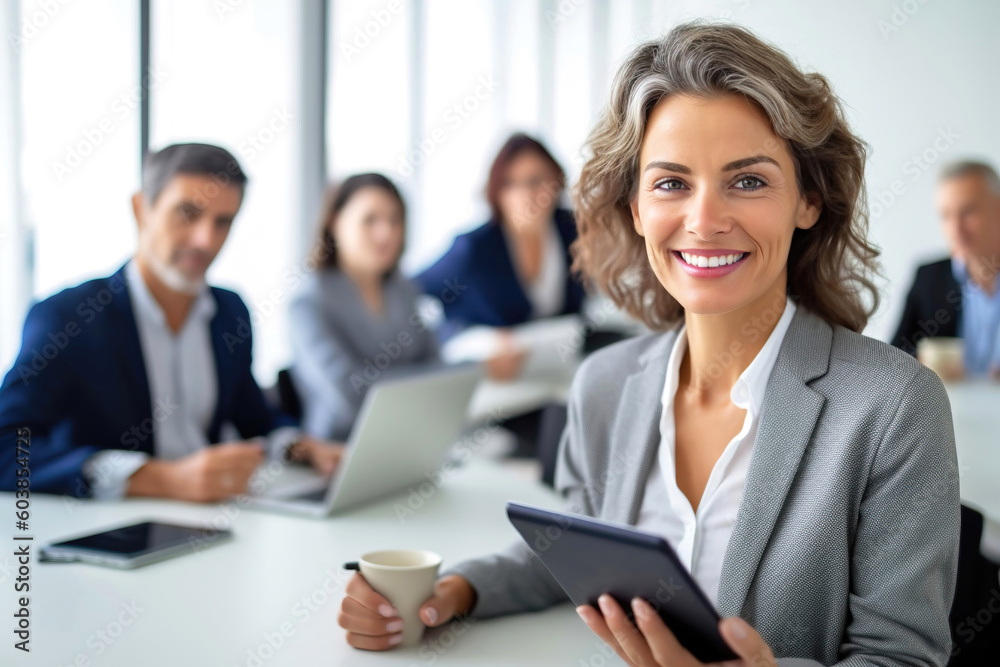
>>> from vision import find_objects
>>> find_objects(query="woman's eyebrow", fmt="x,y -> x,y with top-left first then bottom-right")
721,155 -> 780,171
643,155 -> 781,174
644,160 -> 691,174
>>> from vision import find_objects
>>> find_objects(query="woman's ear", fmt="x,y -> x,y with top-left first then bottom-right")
796,192 -> 822,231
630,196 -> 645,237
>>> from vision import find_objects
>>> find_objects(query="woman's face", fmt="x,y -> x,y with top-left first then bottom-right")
497,150 -> 562,231
630,93 -> 820,316
332,187 -> 405,277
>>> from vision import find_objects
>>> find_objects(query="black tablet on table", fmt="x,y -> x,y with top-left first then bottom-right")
506,501 -> 737,663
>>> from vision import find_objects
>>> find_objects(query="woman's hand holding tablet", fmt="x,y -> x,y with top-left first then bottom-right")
577,595 -> 776,667
506,502 -> 778,666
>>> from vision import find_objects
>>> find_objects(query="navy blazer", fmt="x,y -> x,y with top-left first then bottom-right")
415,209 -> 585,340
0,264 -> 293,497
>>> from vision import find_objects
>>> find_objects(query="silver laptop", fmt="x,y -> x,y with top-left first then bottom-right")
249,363 -> 481,517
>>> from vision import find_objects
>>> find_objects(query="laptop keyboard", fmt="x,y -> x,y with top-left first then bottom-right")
293,487 -> 328,503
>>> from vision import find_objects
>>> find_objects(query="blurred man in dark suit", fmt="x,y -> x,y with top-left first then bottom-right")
0,143 -> 342,499
892,160 -> 1000,379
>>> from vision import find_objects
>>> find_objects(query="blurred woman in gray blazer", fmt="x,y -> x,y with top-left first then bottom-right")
337,23 -> 960,666
290,174 -> 439,442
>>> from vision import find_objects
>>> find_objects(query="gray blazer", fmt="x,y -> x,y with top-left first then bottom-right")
289,270 -> 439,441
446,305 -> 960,666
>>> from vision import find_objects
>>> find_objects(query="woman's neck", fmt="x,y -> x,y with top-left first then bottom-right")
339,263 -> 384,315
680,285 -> 788,399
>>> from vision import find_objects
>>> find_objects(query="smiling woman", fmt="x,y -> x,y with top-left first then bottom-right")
573,25 -> 880,333
336,21 -> 960,667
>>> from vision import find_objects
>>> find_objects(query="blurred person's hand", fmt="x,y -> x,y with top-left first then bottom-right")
127,441 -> 265,502
288,437 -> 345,476
484,330 -> 527,382
339,573 -> 476,651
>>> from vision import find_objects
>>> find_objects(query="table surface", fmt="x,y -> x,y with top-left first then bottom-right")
3,381 -> 995,667
2,458 -> 624,667
947,381 -> 1000,523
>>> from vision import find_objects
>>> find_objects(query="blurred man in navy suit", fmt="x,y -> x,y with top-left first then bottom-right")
0,143 -> 342,500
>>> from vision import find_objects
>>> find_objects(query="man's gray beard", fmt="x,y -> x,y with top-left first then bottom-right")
147,252 -> 207,295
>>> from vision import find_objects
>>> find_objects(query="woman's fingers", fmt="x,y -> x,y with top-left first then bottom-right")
631,597 -> 695,666
716,617 -> 777,667
339,596 -> 402,634
597,594 -> 656,666
344,573 -> 397,617
344,630 -> 403,651
576,604 -> 635,665
338,577 -> 405,652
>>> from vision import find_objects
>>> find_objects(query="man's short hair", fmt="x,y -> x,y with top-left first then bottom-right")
141,143 -> 248,204
938,159 -> 1000,194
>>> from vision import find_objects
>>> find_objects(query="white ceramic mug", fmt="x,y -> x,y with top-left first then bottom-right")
917,337 -> 964,382
358,549 -> 442,648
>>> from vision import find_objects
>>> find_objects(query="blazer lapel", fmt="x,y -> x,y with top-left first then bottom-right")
110,265 -> 154,453
602,330 -> 678,524
490,223 -> 534,323
715,308 -> 832,618
207,290 -> 234,442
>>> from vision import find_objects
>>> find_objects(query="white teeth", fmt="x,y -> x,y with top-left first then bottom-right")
679,252 -> 746,267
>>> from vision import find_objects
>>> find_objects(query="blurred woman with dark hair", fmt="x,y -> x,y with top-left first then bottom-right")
415,133 -> 586,382
290,173 -> 439,442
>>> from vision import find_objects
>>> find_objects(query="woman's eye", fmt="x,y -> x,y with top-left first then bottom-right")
735,176 -> 765,190
659,179 -> 686,191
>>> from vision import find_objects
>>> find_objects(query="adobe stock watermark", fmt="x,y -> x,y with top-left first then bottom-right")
56,600 -> 145,667
6,0 -> 72,53
394,409 -> 507,523
554,299 -> 622,363
237,107 -> 294,162
870,126 -> 959,221
877,0 -> 932,40
14,269 -> 135,386
338,0 -> 404,64
545,0 -> 585,28
349,286 -> 465,393
396,76 -> 501,179
51,67 -> 169,182
409,616 -> 478,665
212,0 -> 247,21
717,0 -> 752,20
233,567 -> 351,667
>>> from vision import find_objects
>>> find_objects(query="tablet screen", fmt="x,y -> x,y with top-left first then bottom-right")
51,521 -> 225,556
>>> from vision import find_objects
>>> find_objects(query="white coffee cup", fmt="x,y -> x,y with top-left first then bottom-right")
358,549 -> 442,648
917,337 -> 964,382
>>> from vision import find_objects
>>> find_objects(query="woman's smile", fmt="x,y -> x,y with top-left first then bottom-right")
671,249 -> 750,278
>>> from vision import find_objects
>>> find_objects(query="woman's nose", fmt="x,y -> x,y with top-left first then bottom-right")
684,187 -> 733,239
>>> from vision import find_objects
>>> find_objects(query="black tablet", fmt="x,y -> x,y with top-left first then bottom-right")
506,501 -> 737,662
39,520 -> 232,569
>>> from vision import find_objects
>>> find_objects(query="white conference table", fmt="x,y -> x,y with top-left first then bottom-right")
947,381 -> 1000,557
2,458 -> 623,667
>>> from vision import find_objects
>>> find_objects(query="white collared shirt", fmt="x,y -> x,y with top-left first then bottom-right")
636,297 -> 797,605
83,261 -> 299,500
506,220 -> 566,319
83,260 -> 219,499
